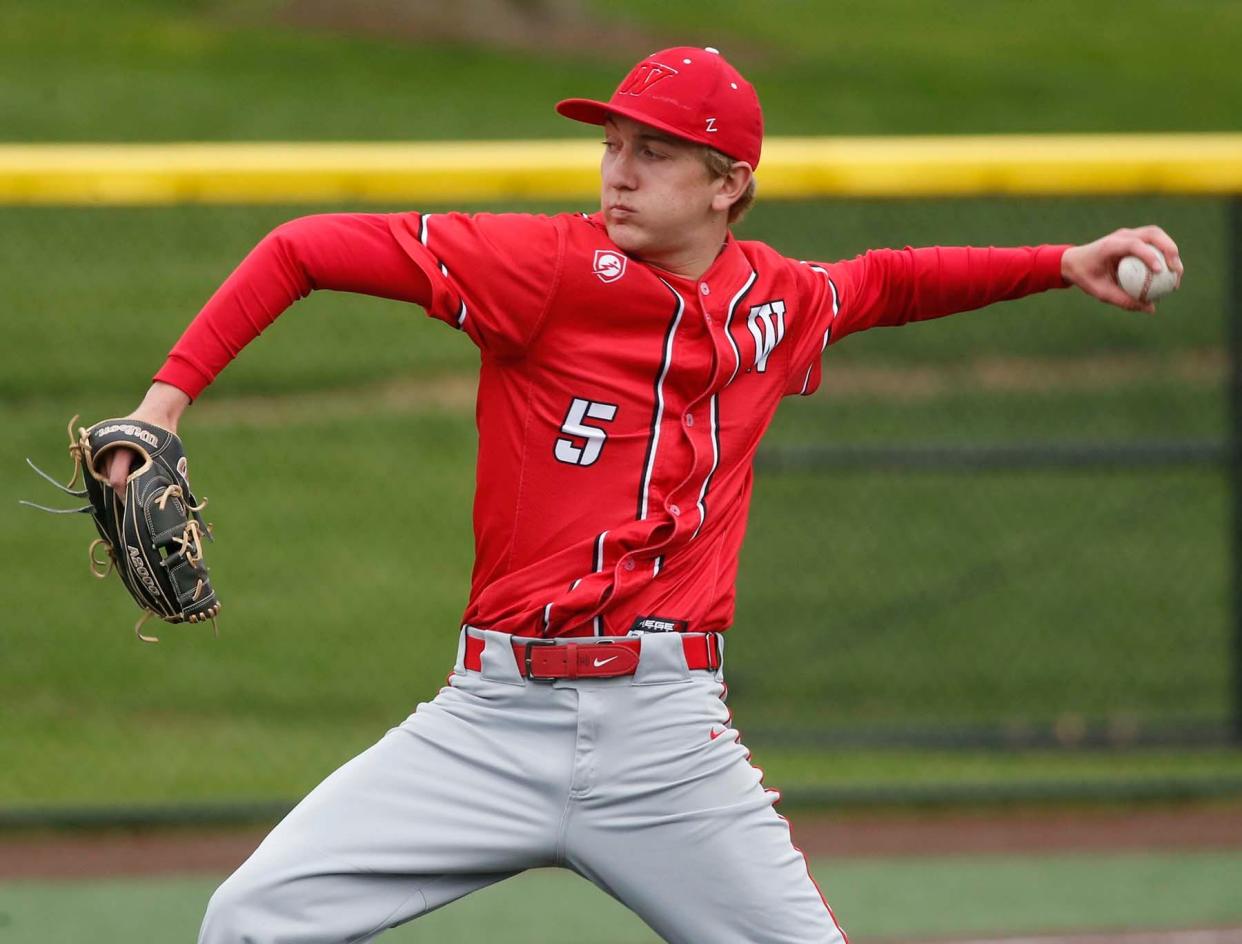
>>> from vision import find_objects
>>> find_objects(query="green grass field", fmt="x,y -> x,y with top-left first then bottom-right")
3,195 -> 1231,806
2,1 -> 1239,812
3,850 -> 1241,942
3,0 -> 1240,141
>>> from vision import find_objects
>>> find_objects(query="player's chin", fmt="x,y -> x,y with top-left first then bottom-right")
604,219 -> 649,254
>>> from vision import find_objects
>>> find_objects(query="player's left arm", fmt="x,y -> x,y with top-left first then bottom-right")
823,225 -> 1182,345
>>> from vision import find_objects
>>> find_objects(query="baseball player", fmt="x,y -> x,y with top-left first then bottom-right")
102,47 -> 1180,944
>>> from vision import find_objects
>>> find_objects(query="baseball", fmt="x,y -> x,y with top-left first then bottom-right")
1116,247 -> 1177,303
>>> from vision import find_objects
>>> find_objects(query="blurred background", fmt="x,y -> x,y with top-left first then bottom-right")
2,0 -> 1241,941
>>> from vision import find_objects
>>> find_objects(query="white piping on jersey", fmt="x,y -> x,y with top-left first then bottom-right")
723,269 -> 758,386
690,391 -> 720,541
799,265 -> 840,396
593,530 -> 607,573
592,529 -> 608,635
418,213 -> 468,328
653,556 -> 662,577
686,269 -> 752,539
548,529 -> 607,636
638,280 -> 685,522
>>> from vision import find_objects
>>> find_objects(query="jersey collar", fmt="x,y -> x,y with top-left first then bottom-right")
584,211 -> 754,299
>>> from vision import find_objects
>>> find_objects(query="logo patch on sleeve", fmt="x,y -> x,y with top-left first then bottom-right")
593,250 -> 627,284
629,615 -> 689,634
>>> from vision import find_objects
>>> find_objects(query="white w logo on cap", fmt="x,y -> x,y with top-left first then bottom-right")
617,62 -> 679,96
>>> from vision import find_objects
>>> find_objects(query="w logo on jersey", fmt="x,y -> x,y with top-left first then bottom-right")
746,300 -> 786,373
617,62 -> 679,97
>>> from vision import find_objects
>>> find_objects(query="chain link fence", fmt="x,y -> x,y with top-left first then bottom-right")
2,193 -> 1237,823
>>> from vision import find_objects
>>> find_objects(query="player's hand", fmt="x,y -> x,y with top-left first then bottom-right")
1060,225 -> 1183,315
105,382 -> 191,502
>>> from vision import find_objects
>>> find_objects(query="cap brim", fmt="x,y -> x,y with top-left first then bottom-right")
555,98 -> 716,154
555,98 -> 614,126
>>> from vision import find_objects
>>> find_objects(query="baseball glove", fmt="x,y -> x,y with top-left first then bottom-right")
23,415 -> 220,642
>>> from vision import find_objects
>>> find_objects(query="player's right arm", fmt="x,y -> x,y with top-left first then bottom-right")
822,242 -> 1072,344
785,226 -> 1182,398
824,225 -> 1183,345
105,213 -> 434,494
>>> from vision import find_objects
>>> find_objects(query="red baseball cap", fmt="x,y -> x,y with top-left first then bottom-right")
556,46 -> 764,170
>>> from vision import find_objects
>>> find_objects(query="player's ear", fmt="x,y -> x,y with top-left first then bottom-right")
711,161 -> 753,214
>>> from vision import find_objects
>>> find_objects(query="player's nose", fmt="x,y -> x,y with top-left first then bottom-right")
602,150 -> 638,191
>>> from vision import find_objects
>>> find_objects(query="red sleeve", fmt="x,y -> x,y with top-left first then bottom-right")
386,211 -> 563,356
826,244 -> 1070,343
787,244 -> 1070,397
154,213 -> 432,400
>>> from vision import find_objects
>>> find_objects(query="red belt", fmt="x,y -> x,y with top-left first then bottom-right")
462,633 -> 720,680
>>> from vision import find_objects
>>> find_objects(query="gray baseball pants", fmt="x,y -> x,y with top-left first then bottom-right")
198,628 -> 848,943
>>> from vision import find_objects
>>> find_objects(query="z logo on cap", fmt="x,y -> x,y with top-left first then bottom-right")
618,62 -> 679,96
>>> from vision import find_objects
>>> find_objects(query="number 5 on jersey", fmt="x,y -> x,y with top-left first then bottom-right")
554,397 -> 618,467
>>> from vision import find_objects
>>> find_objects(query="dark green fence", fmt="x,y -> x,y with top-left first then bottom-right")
3,194 -> 1238,824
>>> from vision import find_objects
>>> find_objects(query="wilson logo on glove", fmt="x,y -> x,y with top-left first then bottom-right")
95,423 -> 160,447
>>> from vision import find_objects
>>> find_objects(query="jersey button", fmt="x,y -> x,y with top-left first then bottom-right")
623,559 -> 636,572
684,413 -> 695,428
669,504 -> 682,516
699,283 -> 710,296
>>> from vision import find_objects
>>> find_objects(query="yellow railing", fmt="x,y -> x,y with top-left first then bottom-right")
1,134 -> 1240,204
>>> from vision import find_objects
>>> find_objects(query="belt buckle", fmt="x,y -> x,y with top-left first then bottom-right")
523,639 -> 563,681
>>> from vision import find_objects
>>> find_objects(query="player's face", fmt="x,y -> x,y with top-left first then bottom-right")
600,116 -> 726,262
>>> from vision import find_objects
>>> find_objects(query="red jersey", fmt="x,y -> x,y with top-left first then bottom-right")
156,211 -> 1068,638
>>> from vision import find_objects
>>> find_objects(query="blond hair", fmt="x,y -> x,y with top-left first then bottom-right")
703,147 -> 757,225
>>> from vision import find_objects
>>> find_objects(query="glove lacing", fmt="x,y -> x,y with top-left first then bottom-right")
131,484 -> 218,643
